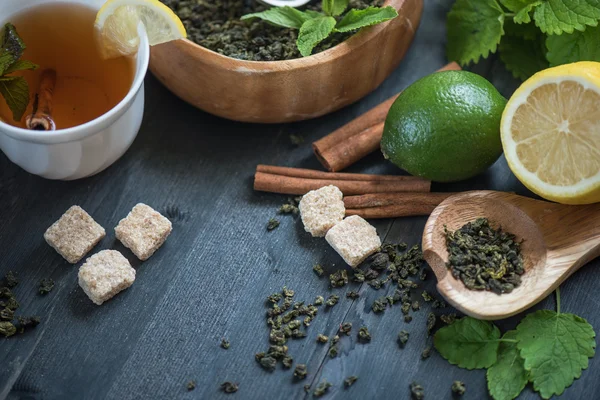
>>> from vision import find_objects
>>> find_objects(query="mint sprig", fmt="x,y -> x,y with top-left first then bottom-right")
447,0 -> 600,80
434,289 -> 596,400
241,0 -> 398,57
0,23 -> 38,122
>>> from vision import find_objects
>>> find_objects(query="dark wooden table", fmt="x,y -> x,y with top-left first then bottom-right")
1,1 -> 599,399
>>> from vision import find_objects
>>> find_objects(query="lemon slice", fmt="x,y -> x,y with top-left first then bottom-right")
95,0 -> 186,59
501,62 -> 600,204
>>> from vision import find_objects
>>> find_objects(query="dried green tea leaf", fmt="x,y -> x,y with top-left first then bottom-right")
410,382 -> 424,399
4,271 -> 18,288
220,381 -> 239,394
39,278 -> 55,295
434,317 -> 501,369
452,380 -> 466,396
0,321 -> 16,337
516,310 -> 596,399
187,380 -> 196,391
266,218 -> 280,231
487,330 -> 527,400
294,364 -> 308,379
314,380 -> 332,397
398,330 -> 409,347
221,338 -> 230,349
358,326 -> 371,342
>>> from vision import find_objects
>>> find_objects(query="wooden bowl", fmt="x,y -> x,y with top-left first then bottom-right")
149,0 -> 423,123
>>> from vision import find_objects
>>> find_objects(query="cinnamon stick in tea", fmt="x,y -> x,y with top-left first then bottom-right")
26,69 -> 57,131
254,165 -> 431,196
344,192 -> 454,219
313,62 -> 461,172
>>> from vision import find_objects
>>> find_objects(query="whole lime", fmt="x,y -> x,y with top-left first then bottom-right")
381,71 -> 507,182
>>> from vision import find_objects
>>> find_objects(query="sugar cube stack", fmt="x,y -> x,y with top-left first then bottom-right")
78,250 -> 135,305
115,203 -> 172,261
44,206 -> 106,264
325,215 -> 381,267
299,185 -> 345,237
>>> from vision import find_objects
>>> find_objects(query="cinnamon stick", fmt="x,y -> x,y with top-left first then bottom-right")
344,192 -> 455,219
313,62 -> 462,172
25,69 -> 57,131
254,165 -> 430,196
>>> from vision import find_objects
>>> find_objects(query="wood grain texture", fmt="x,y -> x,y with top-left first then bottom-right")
148,0 -> 423,123
423,191 -> 600,320
1,1 -> 600,400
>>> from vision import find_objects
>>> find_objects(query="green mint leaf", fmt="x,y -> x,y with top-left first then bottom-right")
334,6 -> 398,33
297,16 -> 336,57
0,23 -> 26,75
533,0 -> 600,35
332,0 -> 350,17
516,310 -> 596,399
3,60 -> 38,75
0,76 -> 30,121
499,0 -> 542,24
486,331 -> 528,400
446,0 -> 506,66
322,0 -> 335,16
434,317 -> 501,369
499,25 -> 548,80
241,7 -> 316,29
546,25 -> 600,66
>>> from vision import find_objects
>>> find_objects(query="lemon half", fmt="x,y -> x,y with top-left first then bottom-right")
501,62 -> 600,204
95,0 -> 186,59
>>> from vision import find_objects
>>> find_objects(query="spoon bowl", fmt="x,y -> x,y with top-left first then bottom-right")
422,191 -> 600,320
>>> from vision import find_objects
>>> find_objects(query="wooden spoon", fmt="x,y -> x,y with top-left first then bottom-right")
422,190 -> 600,320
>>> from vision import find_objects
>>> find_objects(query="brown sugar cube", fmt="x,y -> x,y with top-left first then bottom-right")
44,206 -> 106,264
78,250 -> 136,305
299,185 -> 345,237
115,203 -> 172,260
325,215 -> 381,267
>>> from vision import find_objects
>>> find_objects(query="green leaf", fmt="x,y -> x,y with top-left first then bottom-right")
487,331 -> 528,400
0,76 -> 30,121
499,26 -> 548,80
296,16 -> 336,57
499,0 -> 542,24
533,0 -> 600,35
434,317 -> 501,370
335,6 -> 398,33
516,310 -> 596,399
3,60 -> 38,75
546,25 -> 600,66
446,0 -> 506,66
322,0 -> 334,16
0,23 -> 26,75
241,6 -> 316,29
332,0 -> 350,17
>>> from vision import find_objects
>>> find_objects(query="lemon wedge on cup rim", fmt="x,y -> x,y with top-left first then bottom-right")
95,0 -> 186,59
501,62 -> 600,205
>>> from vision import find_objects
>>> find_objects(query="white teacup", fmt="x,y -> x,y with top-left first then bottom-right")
0,0 -> 149,180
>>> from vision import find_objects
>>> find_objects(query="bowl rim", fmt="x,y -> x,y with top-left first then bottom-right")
171,0 -> 407,70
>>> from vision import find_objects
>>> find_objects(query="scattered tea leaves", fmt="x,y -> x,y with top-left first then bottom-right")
282,355 -> 293,369
221,338 -> 230,349
325,294 -> 339,307
358,326 -> 371,342
372,297 -> 387,313
294,364 -> 308,380
339,322 -> 352,335
313,264 -> 324,277
313,380 -> 332,397
267,218 -> 280,231
426,312 -> 436,336
314,295 -> 324,306
344,375 -> 358,387
434,317 -> 501,369
289,133 -> 304,146
328,344 -> 339,358
186,381 -> 196,391
421,346 -> 432,359
0,321 -> 16,337
4,271 -> 18,288
398,330 -> 409,347
38,278 -> 54,295
220,381 -> 239,394
410,381 -> 425,400
451,381 -> 466,396
346,291 -> 359,300
329,270 -> 348,288
317,334 -> 328,343
440,313 -> 457,325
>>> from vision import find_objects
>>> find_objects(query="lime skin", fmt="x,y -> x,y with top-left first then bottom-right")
381,70 -> 507,182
